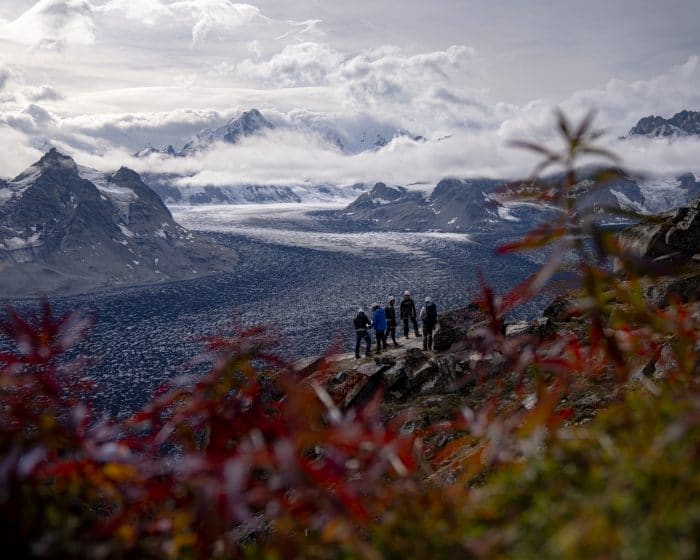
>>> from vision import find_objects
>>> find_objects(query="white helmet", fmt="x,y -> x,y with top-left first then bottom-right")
357,307 -> 364,313
404,290 -> 411,297
371,302 -> 379,309
425,297 -> 431,303
388,295 -> 395,302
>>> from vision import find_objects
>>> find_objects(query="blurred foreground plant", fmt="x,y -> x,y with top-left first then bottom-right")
1,111 -> 699,559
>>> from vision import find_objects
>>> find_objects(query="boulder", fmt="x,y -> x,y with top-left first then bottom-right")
381,363 -> 407,390
292,355 -> 325,378
432,304 -> 488,352
644,272 -> 700,308
619,197 -> 700,266
543,295 -> 580,322
356,361 -> 393,377
406,363 -> 437,392
418,355 -> 459,395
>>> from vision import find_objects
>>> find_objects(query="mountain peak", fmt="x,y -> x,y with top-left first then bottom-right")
13,148 -> 77,183
629,110 -> 700,138
177,108 -> 275,156
39,148 -> 77,168
222,108 -> 274,143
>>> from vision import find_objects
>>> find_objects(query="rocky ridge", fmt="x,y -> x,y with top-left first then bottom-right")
628,110 -> 700,138
338,172 -> 700,233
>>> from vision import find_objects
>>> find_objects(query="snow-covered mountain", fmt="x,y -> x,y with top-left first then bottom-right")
628,110 -> 700,138
179,108 -> 275,156
339,172 -> 700,232
137,108 -> 424,158
0,149 -> 235,296
143,173 -> 370,205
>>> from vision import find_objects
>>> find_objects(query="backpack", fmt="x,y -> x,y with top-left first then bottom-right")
424,303 -> 437,327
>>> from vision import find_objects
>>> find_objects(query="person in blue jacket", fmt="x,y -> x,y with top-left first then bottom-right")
371,302 -> 388,354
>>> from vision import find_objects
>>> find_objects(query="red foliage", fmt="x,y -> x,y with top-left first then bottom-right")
0,306 -> 423,558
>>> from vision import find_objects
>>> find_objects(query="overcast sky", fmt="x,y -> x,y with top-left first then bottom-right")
0,0 -> 699,185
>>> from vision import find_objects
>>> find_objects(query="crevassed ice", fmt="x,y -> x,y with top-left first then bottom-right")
637,177 -> 687,214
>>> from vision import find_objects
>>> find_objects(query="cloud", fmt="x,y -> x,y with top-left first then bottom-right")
61,107 -> 229,149
0,0 -> 95,50
0,125 -> 43,178
237,42 -> 343,87
93,0 -> 171,25
96,0 -> 319,47
5,99 -> 700,193
22,84 -> 63,102
236,43 -> 486,132
0,64 -> 11,91
563,55 -> 700,136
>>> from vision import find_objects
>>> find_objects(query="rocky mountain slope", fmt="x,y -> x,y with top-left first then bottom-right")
628,109 -> 700,138
338,171 -> 700,233
300,193 -> 700,430
0,149 -> 236,297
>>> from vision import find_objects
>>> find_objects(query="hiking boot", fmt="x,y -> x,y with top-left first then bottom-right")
355,353 -> 361,359
393,342 -> 400,348
365,352 -> 371,357
415,331 -> 421,337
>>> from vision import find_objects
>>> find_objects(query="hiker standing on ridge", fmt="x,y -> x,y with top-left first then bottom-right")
371,303 -> 388,354
400,291 -> 421,339
419,296 -> 438,351
385,296 -> 399,347
353,307 -> 372,359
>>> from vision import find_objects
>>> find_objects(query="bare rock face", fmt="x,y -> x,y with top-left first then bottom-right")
620,197 -> 700,266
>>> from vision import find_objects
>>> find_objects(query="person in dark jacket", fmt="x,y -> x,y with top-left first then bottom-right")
419,296 -> 438,351
353,307 -> 372,359
371,303 -> 388,354
400,291 -> 420,338
384,296 -> 399,347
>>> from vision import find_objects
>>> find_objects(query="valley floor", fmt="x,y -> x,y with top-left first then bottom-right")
2,203 -> 551,418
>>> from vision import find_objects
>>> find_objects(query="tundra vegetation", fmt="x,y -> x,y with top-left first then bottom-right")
1,113 -> 699,559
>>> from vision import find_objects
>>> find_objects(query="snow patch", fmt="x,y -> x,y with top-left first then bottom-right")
119,224 -> 135,238
611,189 -> 646,214
2,232 -> 42,250
78,165 -> 137,221
496,205 -> 520,222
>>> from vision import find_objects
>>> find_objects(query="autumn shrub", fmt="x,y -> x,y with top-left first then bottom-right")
1,112 -> 699,559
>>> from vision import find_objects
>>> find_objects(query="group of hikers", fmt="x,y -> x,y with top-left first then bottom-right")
353,291 -> 437,358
